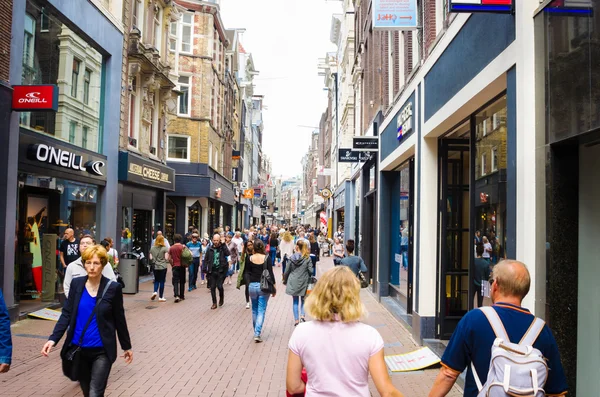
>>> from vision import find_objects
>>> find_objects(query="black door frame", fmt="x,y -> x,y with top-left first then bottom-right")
436,138 -> 470,339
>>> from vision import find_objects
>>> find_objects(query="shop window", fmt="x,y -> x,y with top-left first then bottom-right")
71,58 -> 80,98
16,174 -> 98,302
473,95 -> 508,308
20,0 -> 104,153
167,135 -> 190,161
390,160 -> 412,302
83,69 -> 91,105
166,198 -> 176,243
178,76 -> 190,116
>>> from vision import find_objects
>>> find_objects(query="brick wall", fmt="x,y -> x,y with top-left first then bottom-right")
424,0 -> 437,56
0,0 -> 12,83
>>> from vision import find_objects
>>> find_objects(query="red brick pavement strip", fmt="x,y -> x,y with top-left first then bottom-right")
2,258 -> 462,397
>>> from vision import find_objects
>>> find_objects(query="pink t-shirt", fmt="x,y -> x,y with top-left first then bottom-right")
288,320 -> 384,397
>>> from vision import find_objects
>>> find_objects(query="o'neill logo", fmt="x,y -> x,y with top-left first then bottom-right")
19,92 -> 48,104
28,144 -> 105,176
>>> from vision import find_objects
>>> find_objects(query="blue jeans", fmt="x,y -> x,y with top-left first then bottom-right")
269,247 -> 277,266
249,282 -> 270,337
153,269 -> 167,298
292,296 -> 305,321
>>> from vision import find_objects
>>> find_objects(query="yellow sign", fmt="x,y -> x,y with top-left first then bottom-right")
320,188 -> 333,199
243,189 -> 254,199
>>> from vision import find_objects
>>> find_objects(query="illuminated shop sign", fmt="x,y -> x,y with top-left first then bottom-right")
12,85 -> 59,111
449,0 -> 513,13
27,144 -> 105,176
397,103 -> 413,141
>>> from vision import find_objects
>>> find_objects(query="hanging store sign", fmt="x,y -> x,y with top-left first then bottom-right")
232,167 -> 239,182
317,165 -> 333,176
320,188 -> 333,199
338,149 -> 372,163
118,151 -> 175,191
353,136 -> 379,151
12,85 -> 59,111
254,188 -> 262,197
397,103 -> 413,141
373,0 -> 418,30
449,0 -> 513,13
243,189 -> 254,199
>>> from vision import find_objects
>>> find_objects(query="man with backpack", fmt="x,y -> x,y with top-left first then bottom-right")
428,260 -> 567,397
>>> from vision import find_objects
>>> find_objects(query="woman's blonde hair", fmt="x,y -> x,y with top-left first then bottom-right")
305,266 -> 365,322
82,245 -> 109,267
296,240 -> 310,258
282,231 -> 293,243
154,235 -> 165,247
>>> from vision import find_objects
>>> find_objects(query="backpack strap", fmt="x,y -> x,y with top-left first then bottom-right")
519,317 -> 545,347
479,306 -> 510,342
470,306 -> 509,393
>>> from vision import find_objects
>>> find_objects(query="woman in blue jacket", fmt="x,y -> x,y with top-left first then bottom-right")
41,245 -> 133,396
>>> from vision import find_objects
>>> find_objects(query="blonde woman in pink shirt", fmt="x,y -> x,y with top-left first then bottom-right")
286,266 -> 404,397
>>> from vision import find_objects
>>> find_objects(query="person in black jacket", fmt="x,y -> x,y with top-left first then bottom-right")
42,245 -> 132,397
204,233 -> 231,310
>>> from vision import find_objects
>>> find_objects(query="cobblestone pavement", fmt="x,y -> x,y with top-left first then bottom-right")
1,257 -> 462,397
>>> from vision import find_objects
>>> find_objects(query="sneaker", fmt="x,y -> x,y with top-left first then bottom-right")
200,280 -> 205,285
151,292 -> 157,301
158,297 -> 167,302
254,335 -> 263,343
246,302 -> 250,309
174,297 -> 181,303
188,287 -> 193,292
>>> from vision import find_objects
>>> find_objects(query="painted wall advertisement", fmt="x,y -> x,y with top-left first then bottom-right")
373,0 -> 418,30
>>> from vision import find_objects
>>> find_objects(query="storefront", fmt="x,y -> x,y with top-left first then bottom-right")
16,130 -> 107,311
3,0 -> 123,315
118,151 -> 175,255
167,163 -> 236,238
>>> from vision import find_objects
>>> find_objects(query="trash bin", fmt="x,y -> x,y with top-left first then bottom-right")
119,254 -> 139,294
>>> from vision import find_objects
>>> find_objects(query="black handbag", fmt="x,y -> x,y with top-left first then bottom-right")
260,257 -> 275,294
62,281 -> 112,381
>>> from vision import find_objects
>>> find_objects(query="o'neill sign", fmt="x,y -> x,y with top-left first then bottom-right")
27,144 -> 105,176
12,85 -> 59,111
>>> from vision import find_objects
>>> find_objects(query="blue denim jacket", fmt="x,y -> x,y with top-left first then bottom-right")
0,289 -> 12,365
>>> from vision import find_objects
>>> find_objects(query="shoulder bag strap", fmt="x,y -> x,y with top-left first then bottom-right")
519,317 -> 545,346
470,306 -> 510,392
76,281 -> 113,346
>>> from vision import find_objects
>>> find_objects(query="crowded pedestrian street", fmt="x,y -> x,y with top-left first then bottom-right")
1,257 -> 461,397
0,0 -> 596,395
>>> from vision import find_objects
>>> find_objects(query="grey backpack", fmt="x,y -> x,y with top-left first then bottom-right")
472,306 -> 548,397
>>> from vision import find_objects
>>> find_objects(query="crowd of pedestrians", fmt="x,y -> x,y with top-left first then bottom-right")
0,221 -> 569,397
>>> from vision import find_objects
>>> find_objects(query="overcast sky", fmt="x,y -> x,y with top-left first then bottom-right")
220,0 -> 341,179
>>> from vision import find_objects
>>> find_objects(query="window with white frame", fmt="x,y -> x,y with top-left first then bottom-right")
82,126 -> 89,149
71,58 -> 81,98
178,76 -> 190,116
481,152 -> 488,176
181,13 -> 192,53
132,0 -> 143,36
169,21 -> 177,51
215,149 -> 219,171
69,121 -> 77,144
208,142 -> 213,167
168,136 -> 190,161
129,77 -> 138,145
152,6 -> 162,49
491,147 -> 498,172
83,69 -> 91,105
